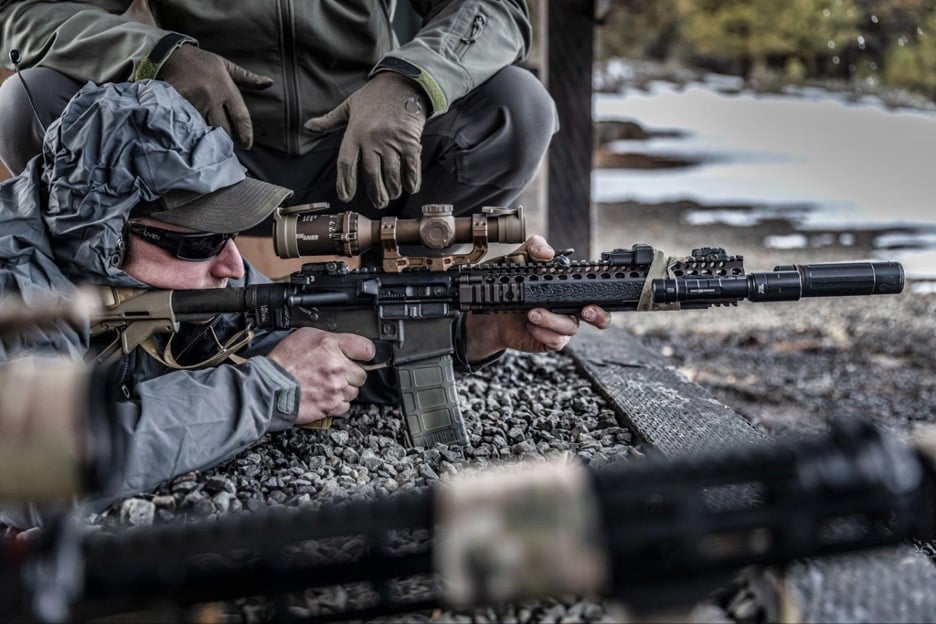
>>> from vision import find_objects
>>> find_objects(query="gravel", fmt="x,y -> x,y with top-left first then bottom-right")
90,350 -> 641,622
625,289 -> 936,435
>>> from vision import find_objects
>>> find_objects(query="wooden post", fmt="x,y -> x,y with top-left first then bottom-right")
545,0 -> 595,257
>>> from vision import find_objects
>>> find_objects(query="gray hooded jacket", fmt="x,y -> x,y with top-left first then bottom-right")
0,81 -> 299,502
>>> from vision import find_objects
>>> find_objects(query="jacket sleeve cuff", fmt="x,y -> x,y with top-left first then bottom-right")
133,32 -> 197,81
371,56 -> 447,117
452,314 -> 505,374
252,356 -> 299,431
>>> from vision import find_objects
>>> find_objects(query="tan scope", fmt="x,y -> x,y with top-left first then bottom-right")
274,204 -> 526,259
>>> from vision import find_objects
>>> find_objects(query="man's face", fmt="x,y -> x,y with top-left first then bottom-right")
122,217 -> 245,289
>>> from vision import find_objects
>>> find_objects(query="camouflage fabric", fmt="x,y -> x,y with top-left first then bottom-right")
436,456 -> 609,607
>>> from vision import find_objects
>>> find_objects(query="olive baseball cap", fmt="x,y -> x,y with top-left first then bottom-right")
139,177 -> 293,234
50,80 -> 293,235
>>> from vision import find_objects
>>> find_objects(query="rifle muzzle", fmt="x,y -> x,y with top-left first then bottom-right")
652,260 -> 905,304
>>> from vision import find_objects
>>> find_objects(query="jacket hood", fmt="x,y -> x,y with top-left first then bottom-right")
0,80 -> 247,358
40,79 -> 247,285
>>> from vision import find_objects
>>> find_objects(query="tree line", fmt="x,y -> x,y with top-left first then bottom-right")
596,0 -> 936,99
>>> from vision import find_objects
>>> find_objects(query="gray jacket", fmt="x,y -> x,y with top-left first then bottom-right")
0,81 -> 299,502
0,0 -> 532,154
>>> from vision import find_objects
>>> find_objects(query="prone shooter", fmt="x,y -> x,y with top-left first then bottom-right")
92,202 -> 905,447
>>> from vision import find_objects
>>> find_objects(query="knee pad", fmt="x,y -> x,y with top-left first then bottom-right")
482,66 -> 558,175
449,66 -> 558,191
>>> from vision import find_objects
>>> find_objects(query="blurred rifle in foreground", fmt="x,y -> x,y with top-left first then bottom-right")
0,295 -> 122,503
90,205 -> 906,448
3,417 -> 934,622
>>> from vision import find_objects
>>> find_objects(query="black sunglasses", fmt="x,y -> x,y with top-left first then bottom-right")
127,222 -> 236,261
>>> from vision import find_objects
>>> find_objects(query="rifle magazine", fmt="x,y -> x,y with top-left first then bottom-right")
397,354 -> 468,447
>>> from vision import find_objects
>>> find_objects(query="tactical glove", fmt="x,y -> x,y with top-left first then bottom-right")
158,44 -> 273,150
304,72 -> 429,209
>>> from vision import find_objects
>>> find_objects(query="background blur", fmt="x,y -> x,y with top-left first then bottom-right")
598,0 -> 936,97
590,0 -> 936,288
2,2 -> 934,289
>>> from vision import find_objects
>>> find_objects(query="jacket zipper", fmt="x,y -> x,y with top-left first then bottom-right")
279,0 -> 300,154
117,353 -> 132,399
455,13 -> 487,59
382,0 -> 395,41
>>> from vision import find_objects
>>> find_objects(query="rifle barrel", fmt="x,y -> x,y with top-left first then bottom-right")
790,261 -> 904,297
652,260 -> 904,305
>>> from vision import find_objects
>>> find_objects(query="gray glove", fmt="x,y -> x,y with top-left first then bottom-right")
304,72 -> 429,209
158,43 -> 273,149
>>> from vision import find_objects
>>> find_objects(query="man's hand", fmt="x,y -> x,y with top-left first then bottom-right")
158,44 -> 273,149
465,236 -> 612,362
304,72 -> 428,209
266,328 -> 375,425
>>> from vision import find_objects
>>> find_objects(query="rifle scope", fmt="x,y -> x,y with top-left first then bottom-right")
273,204 -> 526,258
652,260 -> 904,305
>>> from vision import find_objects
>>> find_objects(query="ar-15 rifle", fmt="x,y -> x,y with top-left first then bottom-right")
91,204 -> 905,447
4,416 -> 934,622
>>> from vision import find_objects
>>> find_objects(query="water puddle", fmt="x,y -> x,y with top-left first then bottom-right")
592,74 -> 936,291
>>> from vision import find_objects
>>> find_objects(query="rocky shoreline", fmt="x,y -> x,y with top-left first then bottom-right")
593,196 -> 936,440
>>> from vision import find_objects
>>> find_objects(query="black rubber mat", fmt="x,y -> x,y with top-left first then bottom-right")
568,325 -> 767,457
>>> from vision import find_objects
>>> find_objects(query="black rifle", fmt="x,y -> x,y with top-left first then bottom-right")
3,416 -> 934,622
92,207 -> 905,447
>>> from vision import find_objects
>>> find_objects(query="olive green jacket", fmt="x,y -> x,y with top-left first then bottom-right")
0,0 -> 531,154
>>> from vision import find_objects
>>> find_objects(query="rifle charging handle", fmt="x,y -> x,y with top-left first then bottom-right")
273,203 -> 526,258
